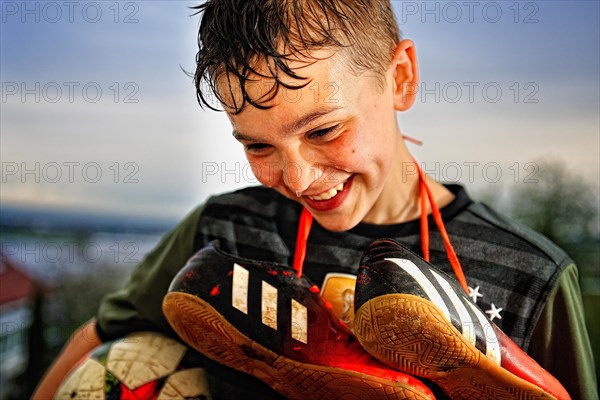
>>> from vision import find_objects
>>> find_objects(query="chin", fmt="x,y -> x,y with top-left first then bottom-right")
314,214 -> 360,233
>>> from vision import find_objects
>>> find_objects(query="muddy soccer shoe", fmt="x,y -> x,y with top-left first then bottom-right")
354,238 -> 571,400
162,241 -> 435,400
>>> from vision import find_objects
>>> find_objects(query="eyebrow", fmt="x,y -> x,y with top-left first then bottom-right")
286,106 -> 343,133
232,106 -> 343,142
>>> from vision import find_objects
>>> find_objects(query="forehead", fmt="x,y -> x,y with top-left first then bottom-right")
216,49 -> 352,112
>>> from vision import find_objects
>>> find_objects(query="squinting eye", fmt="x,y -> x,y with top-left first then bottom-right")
308,125 -> 338,139
245,143 -> 271,154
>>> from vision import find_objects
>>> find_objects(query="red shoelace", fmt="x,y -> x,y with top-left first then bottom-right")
292,161 -> 469,294
293,207 -> 313,278
415,160 -> 469,293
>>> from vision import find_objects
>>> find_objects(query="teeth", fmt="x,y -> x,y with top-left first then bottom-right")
308,180 -> 347,201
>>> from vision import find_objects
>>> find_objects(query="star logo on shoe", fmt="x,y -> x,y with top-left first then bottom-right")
485,303 -> 503,321
468,285 -> 483,304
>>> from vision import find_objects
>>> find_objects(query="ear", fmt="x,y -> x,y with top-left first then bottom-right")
389,39 -> 418,111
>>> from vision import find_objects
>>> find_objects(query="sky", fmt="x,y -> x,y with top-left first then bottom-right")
1,1 -> 599,222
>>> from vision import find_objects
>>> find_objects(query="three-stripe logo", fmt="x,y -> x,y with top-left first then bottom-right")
385,258 -> 501,365
231,263 -> 309,344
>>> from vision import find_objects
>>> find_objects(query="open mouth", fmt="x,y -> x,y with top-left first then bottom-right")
307,179 -> 349,201
302,176 -> 354,212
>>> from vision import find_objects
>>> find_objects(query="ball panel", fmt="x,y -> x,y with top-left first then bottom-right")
106,332 -> 186,389
156,368 -> 211,399
56,358 -> 105,399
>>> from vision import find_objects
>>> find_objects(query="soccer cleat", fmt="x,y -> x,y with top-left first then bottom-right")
163,241 -> 435,400
354,238 -> 571,400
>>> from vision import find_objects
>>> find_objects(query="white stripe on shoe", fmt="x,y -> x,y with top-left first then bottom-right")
466,300 -> 501,365
232,263 -> 249,314
386,258 -> 452,323
430,269 -> 476,347
261,281 -> 278,330
291,299 -> 308,344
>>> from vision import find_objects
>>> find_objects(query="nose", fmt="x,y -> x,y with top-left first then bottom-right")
282,148 -> 322,196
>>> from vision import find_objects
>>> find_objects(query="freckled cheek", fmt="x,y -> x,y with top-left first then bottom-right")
329,132 -> 363,168
334,152 -> 362,172
335,133 -> 374,172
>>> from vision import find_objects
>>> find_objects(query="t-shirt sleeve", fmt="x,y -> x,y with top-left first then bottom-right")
527,263 -> 598,400
95,203 -> 206,341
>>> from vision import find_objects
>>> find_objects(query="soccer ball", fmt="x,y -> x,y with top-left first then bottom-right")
56,331 -> 211,399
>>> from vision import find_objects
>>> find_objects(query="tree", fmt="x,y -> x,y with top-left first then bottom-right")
508,159 -> 598,254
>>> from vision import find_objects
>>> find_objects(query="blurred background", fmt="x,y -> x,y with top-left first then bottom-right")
1,1 -> 598,398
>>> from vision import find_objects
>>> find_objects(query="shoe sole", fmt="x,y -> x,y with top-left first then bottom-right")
163,292 -> 433,400
354,294 -> 557,400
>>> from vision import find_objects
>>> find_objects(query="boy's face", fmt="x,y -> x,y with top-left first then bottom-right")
225,47 -> 411,231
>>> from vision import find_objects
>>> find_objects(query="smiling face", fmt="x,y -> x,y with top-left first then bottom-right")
225,43 -> 419,231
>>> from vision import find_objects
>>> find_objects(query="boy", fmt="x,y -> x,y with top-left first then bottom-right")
35,1 -> 596,398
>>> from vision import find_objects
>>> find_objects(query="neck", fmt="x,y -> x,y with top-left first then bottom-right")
363,135 -> 455,225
